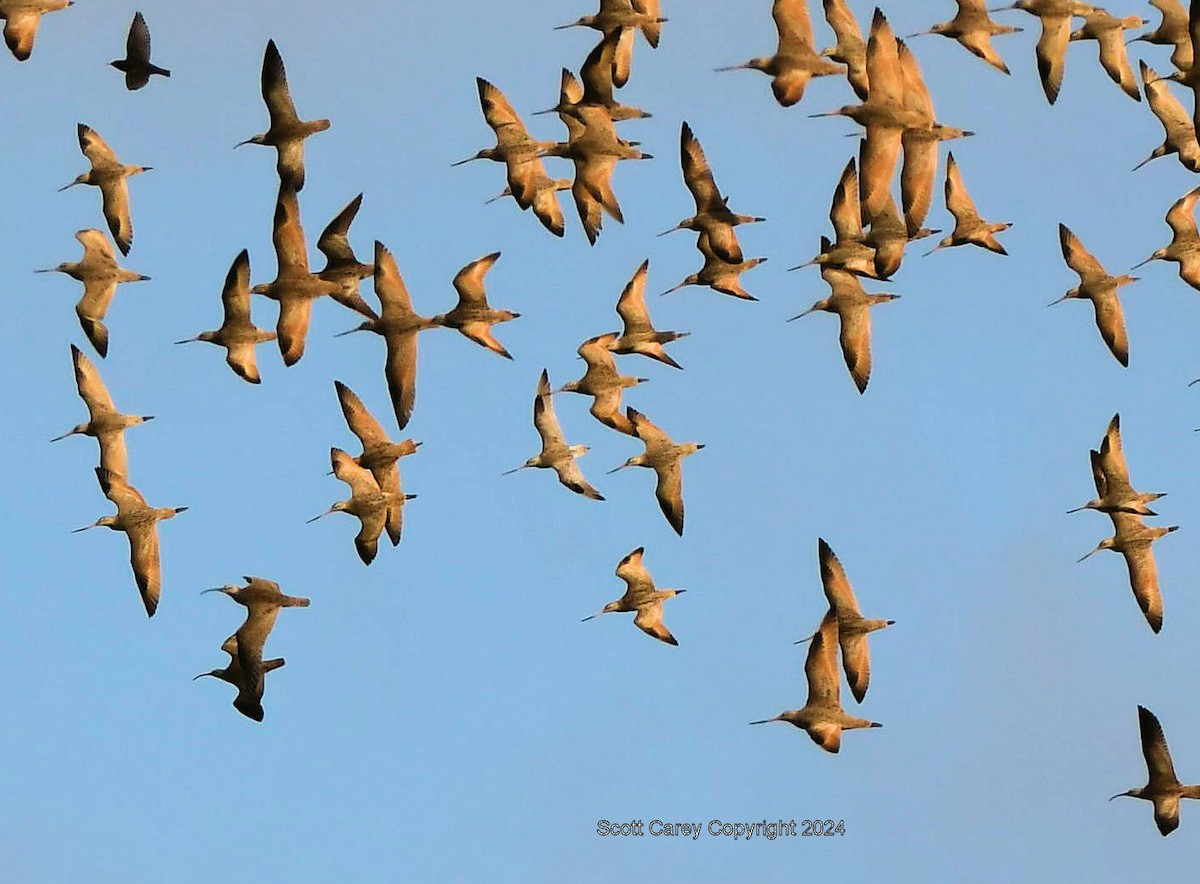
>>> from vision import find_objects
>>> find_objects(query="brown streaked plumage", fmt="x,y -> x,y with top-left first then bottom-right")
194,634 -> 285,723
565,30 -> 654,121
1050,223 -> 1135,367
0,0 -> 72,62
309,448 -> 413,565
609,407 -> 703,536
1130,0 -> 1191,73
991,0 -> 1097,104
505,369 -> 604,501
1069,9 -> 1146,101
110,11 -> 170,90
751,608 -> 883,752
797,539 -> 894,703
658,122 -> 765,264
1079,511 -> 1175,633
484,174 -> 571,238
433,252 -> 519,359
1136,61 -> 1200,172
37,228 -> 150,358
202,577 -> 309,720
249,181 -> 342,366
582,546 -> 684,646
59,124 -> 151,257
334,380 -> 420,546
558,333 -> 648,436
926,152 -> 1012,257
1133,186 -> 1200,292
820,0 -> 869,99
554,0 -> 666,88
790,264 -> 899,394
1111,706 -> 1200,834
662,230 -> 768,300
175,250 -> 277,384
335,241 -> 440,431
791,159 -> 881,278
52,344 -> 154,476
1069,414 -> 1166,517
908,0 -> 1021,73
236,39 -> 329,191
72,467 -> 186,617
607,259 -> 689,368
861,179 -> 939,280
716,0 -> 844,106
316,194 -> 378,319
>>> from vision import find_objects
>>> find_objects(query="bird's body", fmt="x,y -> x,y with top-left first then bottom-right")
820,0 -> 869,99
663,230 -> 768,300
1131,0 -> 1191,73
506,369 -> 604,501
751,608 -> 882,752
1112,706 -> 1200,834
38,228 -> 150,358
1051,223 -> 1135,366
790,264 -> 899,394
194,634 -> 285,722
434,252 -> 519,359
1137,61 -> 1200,172
559,333 -> 648,435
992,0 -> 1097,104
237,40 -> 329,190
1134,186 -> 1200,292
1068,9 -> 1146,101
926,152 -> 1011,256
175,250 -> 277,384
610,407 -> 702,536
582,547 -> 684,645
1070,414 -> 1166,517
908,0 -> 1021,74
52,345 -> 153,476
0,0 -> 71,61
315,194 -> 379,319
554,0 -> 665,88
60,124 -> 150,257
311,448 -> 411,565
716,0 -> 845,106
1079,511 -> 1175,633
793,159 -> 881,278
73,468 -> 186,617
861,182 -> 938,280
607,260 -> 689,368
110,11 -> 170,90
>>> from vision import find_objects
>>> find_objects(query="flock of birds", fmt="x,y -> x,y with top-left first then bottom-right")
9,0 -> 1200,840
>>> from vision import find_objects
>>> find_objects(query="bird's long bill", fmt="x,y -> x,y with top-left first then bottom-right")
656,224 -> 682,237
606,464 -> 630,475
1065,504 -> 1090,514
306,508 -> 336,524
57,180 -> 81,192
923,244 -> 946,258
793,633 -> 816,644
449,155 -> 479,167
987,3 -> 1020,10
34,268 -> 59,274
70,522 -> 99,533
659,284 -> 686,297
713,62 -> 751,72
1189,378 -> 1200,387
748,716 -> 781,725
1130,255 -> 1156,270
501,465 -> 530,476
530,107 -> 557,116
173,336 -> 201,344
1076,546 -> 1103,563
200,587 -> 229,595
192,672 -> 214,681
233,138 -> 255,149
1047,295 -> 1070,306
333,326 -> 365,338
786,306 -> 819,322
49,429 -> 74,442
787,258 -> 818,271
1108,791 -> 1131,801
580,608 -> 607,622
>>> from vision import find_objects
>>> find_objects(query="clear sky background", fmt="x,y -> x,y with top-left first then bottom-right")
3,0 -> 1200,880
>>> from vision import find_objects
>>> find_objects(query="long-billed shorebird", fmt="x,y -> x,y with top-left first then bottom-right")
175,250 -> 277,384
1070,414 -> 1166,517
991,0 -> 1097,104
250,182 -> 342,366
862,182 -> 940,279
1079,510 -> 1175,633
433,252 -> 519,359
505,369 -> 604,501
1111,706 -> 1200,834
559,333 -> 648,436
37,228 -> 150,358
797,539 -> 894,703
1051,223 -> 1135,367
53,345 -> 153,476
1138,61 -> 1200,172
484,173 -> 571,238
1068,8 -> 1145,101
110,11 -> 169,90
60,124 -> 150,257
540,31 -> 653,122
73,467 -> 186,617
1133,186 -> 1200,292
609,407 -> 703,536
194,633 -> 285,722
791,158 -> 880,278
315,194 -> 379,319
1130,0 -> 1191,73
582,546 -> 684,645
0,0 -> 72,61
820,0 -> 869,99
607,259 -> 689,368
907,0 -> 1022,74
336,241 -> 440,431
203,577 -> 309,720
751,608 -> 883,752
237,39 -> 329,191
790,264 -> 899,394
334,380 -> 419,548
310,448 -> 413,565
554,0 -> 665,88
658,122 -> 764,264
716,0 -> 844,106
663,230 -> 768,300
925,152 -> 1011,256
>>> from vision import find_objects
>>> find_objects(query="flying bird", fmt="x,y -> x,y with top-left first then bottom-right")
433,252 -> 520,359
990,0 -> 1098,104
60,124 -> 151,256
0,0 -> 72,61
194,634 -> 285,723
791,158 -> 880,278
609,407 -> 703,536
1068,8 -> 1146,101
662,230 -> 768,300
554,0 -> 666,88
607,259 -> 689,368
316,194 -> 379,319
1136,61 -> 1200,172
582,546 -> 684,645
1111,706 -> 1200,834
110,11 -> 170,90
504,369 -> 604,501
1129,0 -> 1191,73
925,152 -> 1012,256
907,0 -> 1022,74
309,448 -> 414,565
1133,186 -> 1200,292
1050,223 -> 1135,366
558,333 -> 648,436
1069,414 -> 1166,517
820,0 -> 869,99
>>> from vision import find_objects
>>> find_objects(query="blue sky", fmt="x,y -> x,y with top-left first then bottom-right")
3,0 -> 1200,880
